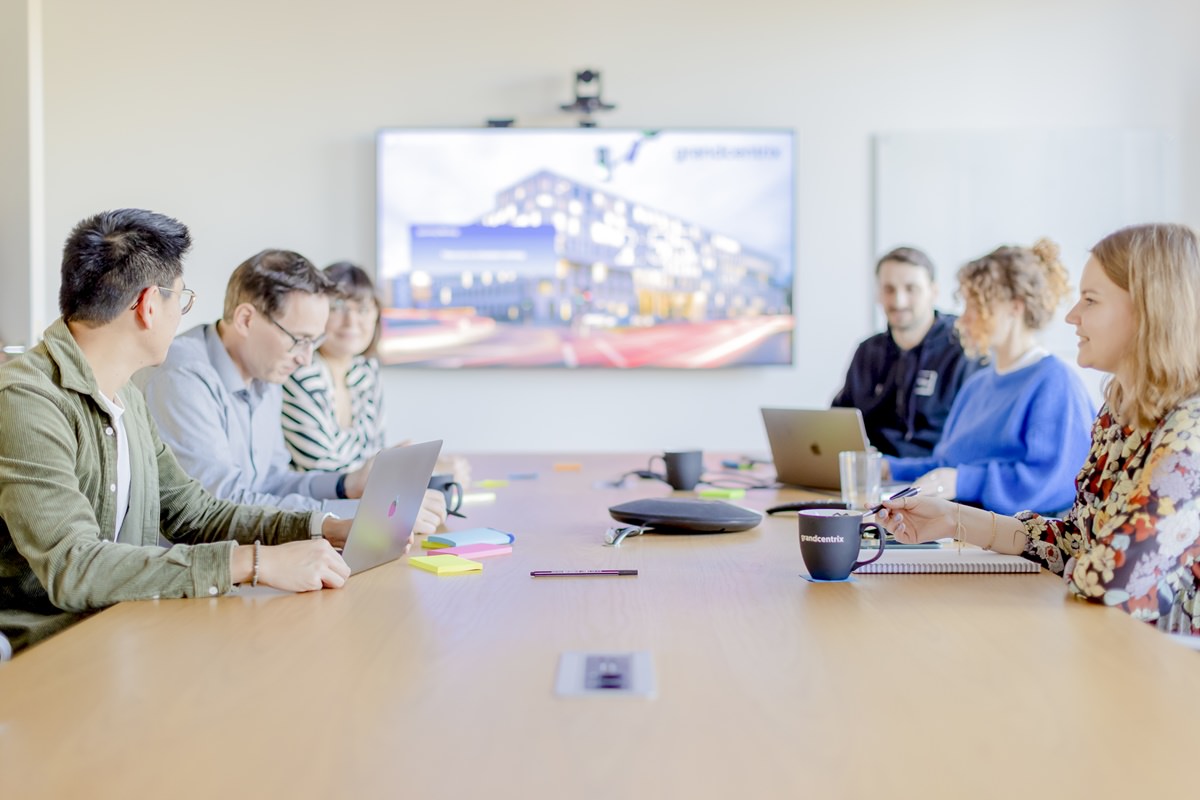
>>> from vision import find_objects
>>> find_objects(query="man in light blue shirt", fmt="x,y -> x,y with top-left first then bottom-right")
139,249 -> 445,530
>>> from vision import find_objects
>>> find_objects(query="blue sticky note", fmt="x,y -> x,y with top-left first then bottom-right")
426,527 -> 516,548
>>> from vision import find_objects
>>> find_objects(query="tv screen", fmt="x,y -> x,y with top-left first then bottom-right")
376,128 -> 795,368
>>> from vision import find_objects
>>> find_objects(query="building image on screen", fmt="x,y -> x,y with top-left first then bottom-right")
376,128 -> 795,368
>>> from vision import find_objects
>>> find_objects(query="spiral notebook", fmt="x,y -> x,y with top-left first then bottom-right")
856,548 -> 1040,574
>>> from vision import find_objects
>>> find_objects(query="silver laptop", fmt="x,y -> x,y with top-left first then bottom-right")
340,439 -> 443,574
760,408 -> 870,490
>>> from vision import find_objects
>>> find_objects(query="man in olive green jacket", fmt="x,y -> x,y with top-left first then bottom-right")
0,209 -> 357,654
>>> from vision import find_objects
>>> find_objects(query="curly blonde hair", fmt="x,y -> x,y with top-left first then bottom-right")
1091,224 -> 1200,429
955,238 -> 1071,357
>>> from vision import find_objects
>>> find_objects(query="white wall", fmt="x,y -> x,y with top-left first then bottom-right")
0,0 -> 40,346
15,0 -> 1200,452
874,128 -> 1174,403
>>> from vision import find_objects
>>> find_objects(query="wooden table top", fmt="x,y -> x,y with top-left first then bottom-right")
2,453 -> 1197,799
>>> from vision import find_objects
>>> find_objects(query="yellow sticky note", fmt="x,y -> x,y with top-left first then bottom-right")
409,555 -> 483,575
475,479 -> 509,488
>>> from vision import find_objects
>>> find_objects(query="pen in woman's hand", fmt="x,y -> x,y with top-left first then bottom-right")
868,486 -> 919,517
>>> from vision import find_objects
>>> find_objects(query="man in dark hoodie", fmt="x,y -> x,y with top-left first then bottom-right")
832,247 -> 982,458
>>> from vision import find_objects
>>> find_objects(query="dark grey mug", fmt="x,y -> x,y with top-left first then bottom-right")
797,508 -> 886,581
649,450 -> 704,491
427,473 -> 463,514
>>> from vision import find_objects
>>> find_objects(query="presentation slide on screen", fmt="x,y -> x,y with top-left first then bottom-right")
376,128 -> 795,368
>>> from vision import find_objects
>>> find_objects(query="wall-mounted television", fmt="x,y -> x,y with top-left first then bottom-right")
376,128 -> 795,368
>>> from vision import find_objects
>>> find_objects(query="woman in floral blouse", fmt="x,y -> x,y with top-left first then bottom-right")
878,223 -> 1200,635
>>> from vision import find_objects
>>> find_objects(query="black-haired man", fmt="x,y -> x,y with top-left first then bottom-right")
0,210 -> 354,653
833,247 -> 982,458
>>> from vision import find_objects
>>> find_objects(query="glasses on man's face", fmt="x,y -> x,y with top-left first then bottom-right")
266,313 -> 327,354
158,286 -> 196,315
131,285 -> 196,315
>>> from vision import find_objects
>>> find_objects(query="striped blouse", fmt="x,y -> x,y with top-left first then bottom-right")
281,354 -> 385,473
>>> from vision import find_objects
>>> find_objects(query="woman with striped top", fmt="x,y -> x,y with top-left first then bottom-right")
282,262 -> 385,472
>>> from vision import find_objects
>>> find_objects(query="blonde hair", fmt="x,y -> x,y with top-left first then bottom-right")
955,238 -> 1071,357
1091,223 -> 1200,429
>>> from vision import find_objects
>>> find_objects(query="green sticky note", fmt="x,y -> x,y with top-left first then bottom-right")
698,488 -> 746,499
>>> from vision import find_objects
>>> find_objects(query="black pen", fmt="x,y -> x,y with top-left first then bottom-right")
868,486 -> 919,516
530,569 -> 638,577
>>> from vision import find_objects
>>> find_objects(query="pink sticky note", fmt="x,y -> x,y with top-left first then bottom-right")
433,543 -> 513,559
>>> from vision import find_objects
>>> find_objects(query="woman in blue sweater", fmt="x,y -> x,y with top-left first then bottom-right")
882,239 -> 1094,515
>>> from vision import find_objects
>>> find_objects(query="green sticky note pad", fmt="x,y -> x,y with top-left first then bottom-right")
698,488 -> 746,499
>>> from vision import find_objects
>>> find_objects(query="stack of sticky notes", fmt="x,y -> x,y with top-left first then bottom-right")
411,528 -> 516,575
422,527 -> 516,550
409,554 -> 484,575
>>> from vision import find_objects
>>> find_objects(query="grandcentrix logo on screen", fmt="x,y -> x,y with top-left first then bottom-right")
675,145 -> 784,162
800,535 -> 845,543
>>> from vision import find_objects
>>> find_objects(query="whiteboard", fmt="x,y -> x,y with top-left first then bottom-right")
873,129 -> 1176,401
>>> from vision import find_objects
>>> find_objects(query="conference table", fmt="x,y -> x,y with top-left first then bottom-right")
1,454 -> 1197,798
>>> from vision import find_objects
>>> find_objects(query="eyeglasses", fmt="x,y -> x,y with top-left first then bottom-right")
265,313 -> 327,354
330,298 -> 378,318
130,285 -> 196,315
158,286 -> 196,315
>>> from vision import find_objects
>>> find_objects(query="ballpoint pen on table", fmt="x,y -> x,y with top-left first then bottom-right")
530,570 -> 638,577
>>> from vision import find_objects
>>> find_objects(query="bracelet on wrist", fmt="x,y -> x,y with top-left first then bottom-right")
252,540 -> 261,588
335,473 -> 348,500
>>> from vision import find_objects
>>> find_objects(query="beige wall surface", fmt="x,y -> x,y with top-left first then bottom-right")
10,0 -> 1200,450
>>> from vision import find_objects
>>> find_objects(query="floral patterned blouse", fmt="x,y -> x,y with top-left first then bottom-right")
1017,399 -> 1200,634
